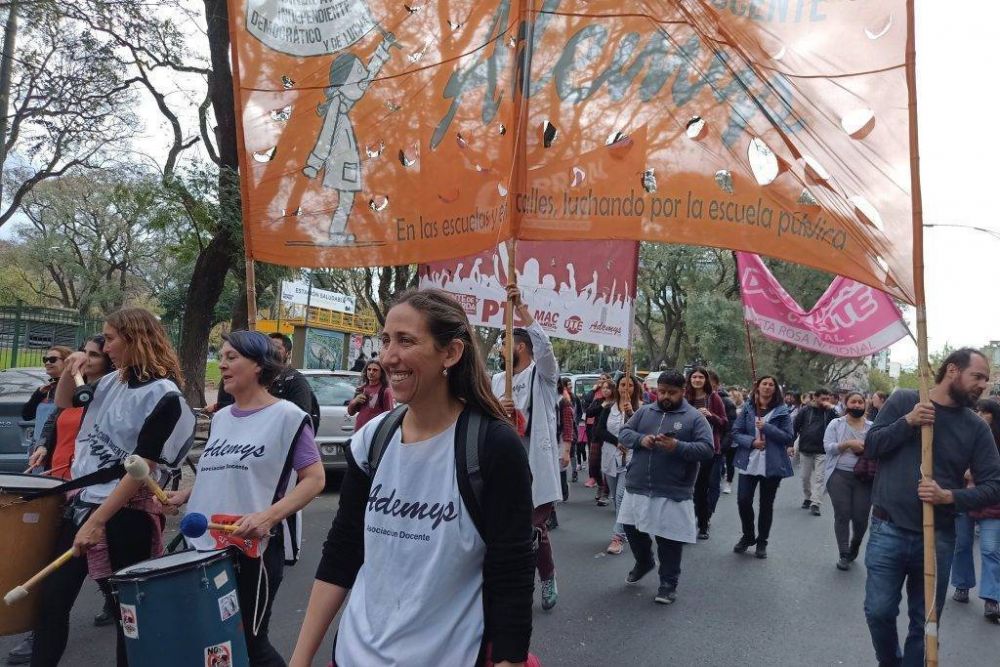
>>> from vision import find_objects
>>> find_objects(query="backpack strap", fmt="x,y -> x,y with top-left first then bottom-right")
366,404 -> 408,476
455,408 -> 488,538
522,366 -> 537,441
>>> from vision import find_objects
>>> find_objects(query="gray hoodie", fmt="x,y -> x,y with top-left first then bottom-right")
618,399 -> 714,501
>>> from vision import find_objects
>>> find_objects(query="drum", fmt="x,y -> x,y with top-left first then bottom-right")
0,473 -> 64,636
110,550 -> 250,667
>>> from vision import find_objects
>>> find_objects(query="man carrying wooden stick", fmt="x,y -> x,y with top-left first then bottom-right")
863,348 -> 1000,666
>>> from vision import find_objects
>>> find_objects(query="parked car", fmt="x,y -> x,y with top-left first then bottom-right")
0,368 -> 51,473
300,369 -> 361,472
567,373 -> 603,399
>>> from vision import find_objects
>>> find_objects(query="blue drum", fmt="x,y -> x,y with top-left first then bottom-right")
110,549 -> 249,667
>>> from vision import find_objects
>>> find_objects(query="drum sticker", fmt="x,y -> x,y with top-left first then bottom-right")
120,604 -> 138,639
213,570 -> 229,589
21,512 -> 39,524
204,641 -> 232,667
217,590 -> 239,622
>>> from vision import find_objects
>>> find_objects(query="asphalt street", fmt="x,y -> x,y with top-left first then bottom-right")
4,469 -> 999,666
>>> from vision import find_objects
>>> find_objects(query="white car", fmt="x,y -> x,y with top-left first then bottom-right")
299,369 -> 361,472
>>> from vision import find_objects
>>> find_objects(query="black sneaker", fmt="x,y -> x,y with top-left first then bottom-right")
626,561 -> 655,585
654,584 -> 677,605
810,505 -> 822,517
596,496 -> 609,507
953,588 -> 970,603
755,542 -> 768,559
697,529 -> 710,540
733,536 -> 757,554
801,500 -> 812,509
6,634 -> 33,665
848,540 -> 862,562
836,556 -> 851,571
94,607 -> 115,627
985,599 -> 1000,623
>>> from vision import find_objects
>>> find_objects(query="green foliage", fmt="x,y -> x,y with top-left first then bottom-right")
867,368 -> 895,395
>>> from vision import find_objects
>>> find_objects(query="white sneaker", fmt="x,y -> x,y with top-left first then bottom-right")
722,482 -> 732,494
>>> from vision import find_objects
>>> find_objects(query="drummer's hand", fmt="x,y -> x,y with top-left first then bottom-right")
231,510 -> 277,540
161,488 -> 190,515
27,447 -> 47,470
73,515 -> 106,556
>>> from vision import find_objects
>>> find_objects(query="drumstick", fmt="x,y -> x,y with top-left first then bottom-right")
4,548 -> 75,605
123,455 -> 170,503
179,512 -> 239,538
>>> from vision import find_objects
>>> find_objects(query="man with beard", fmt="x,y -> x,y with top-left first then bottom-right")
616,370 -> 714,605
492,284 -> 567,611
863,347 -> 1000,666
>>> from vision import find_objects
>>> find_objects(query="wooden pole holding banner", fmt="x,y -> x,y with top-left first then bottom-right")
226,0 -> 258,329
904,2 -> 937,664
504,240 -> 517,401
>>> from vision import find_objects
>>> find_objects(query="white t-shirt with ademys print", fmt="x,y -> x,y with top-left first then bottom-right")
335,412 -> 486,666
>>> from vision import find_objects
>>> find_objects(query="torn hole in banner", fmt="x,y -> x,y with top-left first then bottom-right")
607,130 -> 629,146
803,156 -> 830,182
715,170 -> 734,195
542,121 -> 558,148
456,133 -> 470,149
399,148 -> 417,167
365,141 -> 384,158
404,2 -> 424,14
686,116 -> 706,140
498,124 -> 507,136
748,138 -> 778,186
385,100 -> 402,113
270,106 -> 292,123
850,195 -> 884,231
841,108 -> 876,139
253,146 -> 276,162
497,183 -> 508,197
642,168 -> 657,194
865,15 -> 893,40
875,255 -> 890,274
369,195 -> 389,212
280,75 -> 295,89
797,189 -> 820,207
507,35 -> 517,48
281,207 -> 302,217
447,19 -> 463,31
570,167 -> 586,187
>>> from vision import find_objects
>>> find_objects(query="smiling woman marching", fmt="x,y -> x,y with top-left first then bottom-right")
290,288 -> 535,667
167,330 -> 326,666
731,375 -> 794,559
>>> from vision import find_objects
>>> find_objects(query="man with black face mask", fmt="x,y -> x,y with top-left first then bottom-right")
863,347 -> 1000,666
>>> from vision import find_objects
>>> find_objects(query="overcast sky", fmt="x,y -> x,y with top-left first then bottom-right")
2,3 -> 993,369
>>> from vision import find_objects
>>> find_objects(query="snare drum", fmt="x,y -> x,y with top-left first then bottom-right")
0,473 -> 64,636
110,549 -> 249,667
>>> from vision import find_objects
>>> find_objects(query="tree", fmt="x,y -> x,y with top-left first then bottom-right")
13,172 -> 170,315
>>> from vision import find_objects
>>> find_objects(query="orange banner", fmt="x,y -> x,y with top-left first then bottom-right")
230,0 -> 914,303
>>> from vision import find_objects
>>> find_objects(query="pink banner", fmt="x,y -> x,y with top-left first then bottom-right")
736,252 -> 907,358
418,241 -> 638,349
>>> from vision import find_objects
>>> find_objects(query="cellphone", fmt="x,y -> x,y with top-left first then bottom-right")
663,432 -> 676,438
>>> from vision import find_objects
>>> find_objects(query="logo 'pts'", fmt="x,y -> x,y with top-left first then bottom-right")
564,316 -> 583,335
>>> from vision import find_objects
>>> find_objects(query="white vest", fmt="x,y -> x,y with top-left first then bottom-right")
73,373 -> 195,505
187,401 -> 309,552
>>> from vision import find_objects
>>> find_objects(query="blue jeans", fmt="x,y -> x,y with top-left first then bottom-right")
864,518 -> 955,667
950,513 -> 976,590
607,472 -> 627,539
979,519 -> 1000,602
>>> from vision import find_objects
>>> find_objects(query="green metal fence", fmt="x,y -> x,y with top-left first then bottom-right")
0,301 -> 181,369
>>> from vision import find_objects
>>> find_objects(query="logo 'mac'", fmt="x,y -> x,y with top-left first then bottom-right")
564,316 -> 583,335
534,310 -> 559,329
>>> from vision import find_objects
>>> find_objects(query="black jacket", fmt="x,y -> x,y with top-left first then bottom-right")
717,389 -> 738,450
794,404 -> 837,454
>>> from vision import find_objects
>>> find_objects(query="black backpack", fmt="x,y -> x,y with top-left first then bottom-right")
364,404 -> 489,537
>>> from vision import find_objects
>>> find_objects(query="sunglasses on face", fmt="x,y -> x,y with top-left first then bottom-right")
42,356 -> 61,364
